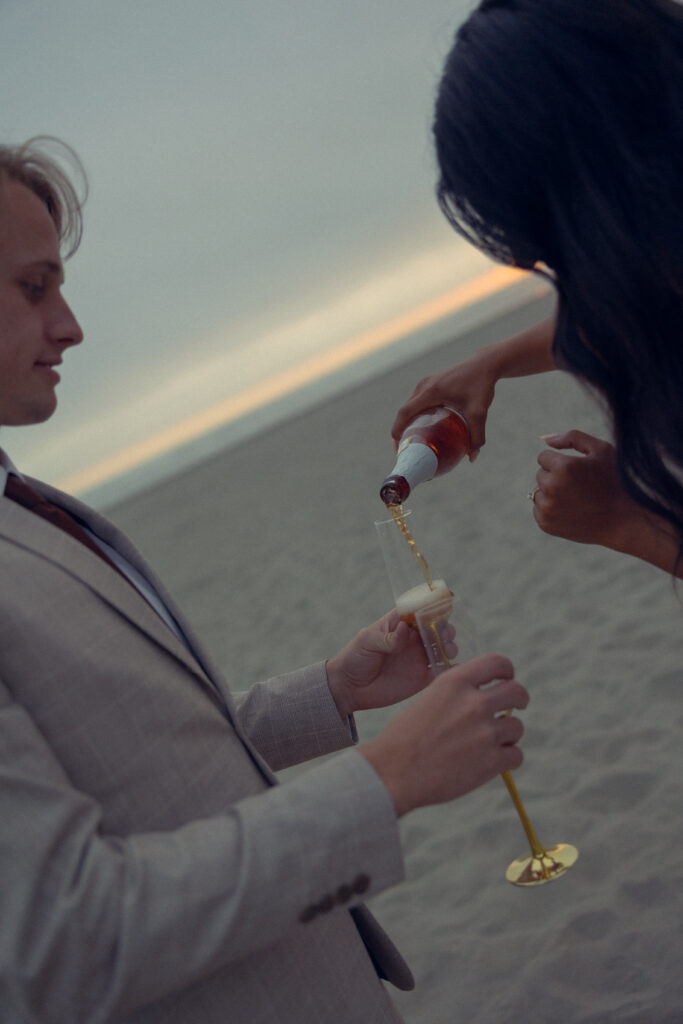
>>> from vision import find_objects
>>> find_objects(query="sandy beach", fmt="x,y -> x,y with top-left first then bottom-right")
107,291 -> 683,1024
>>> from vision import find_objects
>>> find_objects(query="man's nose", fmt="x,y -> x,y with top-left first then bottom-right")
50,296 -> 84,348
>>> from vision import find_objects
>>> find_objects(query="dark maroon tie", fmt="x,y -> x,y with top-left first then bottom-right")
5,474 -> 131,583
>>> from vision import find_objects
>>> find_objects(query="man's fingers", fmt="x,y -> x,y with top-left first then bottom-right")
495,714 -> 525,747
501,745 -> 524,772
378,619 -> 410,653
450,652 -> 515,689
487,679 -> 530,715
382,608 -> 400,633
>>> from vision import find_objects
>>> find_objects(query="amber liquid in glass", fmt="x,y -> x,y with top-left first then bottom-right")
387,504 -> 454,668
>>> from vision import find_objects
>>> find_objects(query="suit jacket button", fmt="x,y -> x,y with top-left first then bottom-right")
336,884 -> 353,904
318,894 -> 335,914
352,873 -> 370,894
298,904 -> 318,924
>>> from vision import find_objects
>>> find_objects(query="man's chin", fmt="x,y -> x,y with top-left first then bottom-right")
2,397 -> 58,427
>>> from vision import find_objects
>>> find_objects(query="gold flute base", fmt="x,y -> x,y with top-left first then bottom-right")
501,770 -> 578,887
505,843 -> 579,887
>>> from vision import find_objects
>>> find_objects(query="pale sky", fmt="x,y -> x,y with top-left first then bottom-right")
0,0 -> 498,496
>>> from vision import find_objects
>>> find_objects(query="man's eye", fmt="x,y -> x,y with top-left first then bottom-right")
20,281 -> 45,302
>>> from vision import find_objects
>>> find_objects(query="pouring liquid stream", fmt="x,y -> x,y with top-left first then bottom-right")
388,503 -> 453,668
388,502 -> 433,589
384,501 -> 578,885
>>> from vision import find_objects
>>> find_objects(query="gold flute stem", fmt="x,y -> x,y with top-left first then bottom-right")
500,770 -> 547,858
427,620 -> 547,860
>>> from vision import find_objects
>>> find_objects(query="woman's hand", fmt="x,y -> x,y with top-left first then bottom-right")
391,350 -> 498,459
532,430 -> 683,576
532,430 -> 638,546
391,314 -> 557,457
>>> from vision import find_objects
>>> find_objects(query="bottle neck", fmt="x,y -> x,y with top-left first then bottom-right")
379,476 -> 409,505
386,441 -> 438,493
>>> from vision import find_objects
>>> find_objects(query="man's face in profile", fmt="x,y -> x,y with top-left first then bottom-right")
0,180 -> 82,427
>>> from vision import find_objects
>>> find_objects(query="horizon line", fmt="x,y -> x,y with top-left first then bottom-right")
57,264 -> 530,497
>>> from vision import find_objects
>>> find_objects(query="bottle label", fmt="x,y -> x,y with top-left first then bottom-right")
390,440 -> 438,489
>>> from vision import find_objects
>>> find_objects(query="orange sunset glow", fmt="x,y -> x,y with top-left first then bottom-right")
57,265 -> 531,496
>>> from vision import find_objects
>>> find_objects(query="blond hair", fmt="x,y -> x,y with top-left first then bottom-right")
0,136 -> 87,258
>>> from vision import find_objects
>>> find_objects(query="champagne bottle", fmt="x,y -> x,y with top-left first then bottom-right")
379,406 -> 470,506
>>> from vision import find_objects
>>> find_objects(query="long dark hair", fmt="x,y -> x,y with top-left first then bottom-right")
434,0 -> 683,552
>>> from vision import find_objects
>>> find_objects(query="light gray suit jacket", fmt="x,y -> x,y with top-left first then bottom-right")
0,476 -> 413,1023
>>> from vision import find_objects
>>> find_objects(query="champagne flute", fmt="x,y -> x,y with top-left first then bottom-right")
375,509 -> 578,886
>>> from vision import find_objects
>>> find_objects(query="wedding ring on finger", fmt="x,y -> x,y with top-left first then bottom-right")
527,486 -> 540,503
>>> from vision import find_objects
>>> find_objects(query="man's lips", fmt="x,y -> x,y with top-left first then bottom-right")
34,361 -> 61,382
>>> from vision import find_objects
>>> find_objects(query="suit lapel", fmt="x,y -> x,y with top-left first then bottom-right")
0,480 -> 234,713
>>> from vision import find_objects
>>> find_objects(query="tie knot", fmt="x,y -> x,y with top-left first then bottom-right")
4,473 -> 131,582
5,474 -> 45,511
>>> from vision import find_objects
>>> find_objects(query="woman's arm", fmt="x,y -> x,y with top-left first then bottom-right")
392,311 -> 557,455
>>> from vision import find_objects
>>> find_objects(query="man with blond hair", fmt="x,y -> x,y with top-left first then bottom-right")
0,137 -> 527,1023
